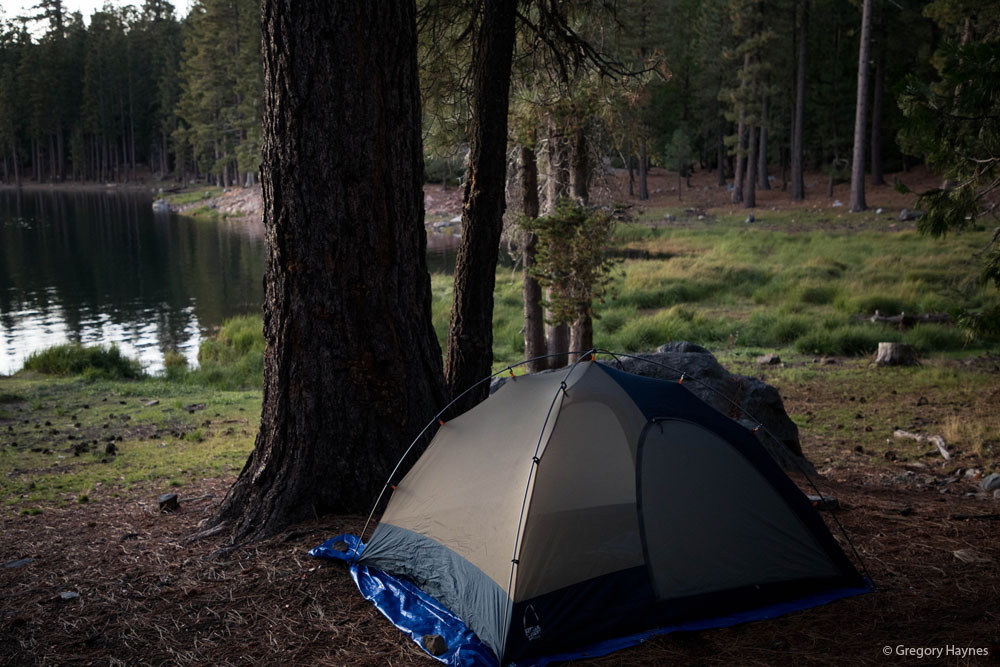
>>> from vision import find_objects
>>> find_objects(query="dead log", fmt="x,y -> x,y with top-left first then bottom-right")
875,342 -> 919,366
893,429 -> 951,460
868,311 -> 952,328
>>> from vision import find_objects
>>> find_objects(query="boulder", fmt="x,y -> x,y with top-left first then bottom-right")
981,473 -> 1000,493
756,354 -> 781,365
614,344 -> 811,472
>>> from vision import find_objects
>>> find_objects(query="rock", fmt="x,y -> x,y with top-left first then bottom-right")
143,399 -> 160,407
756,354 -> 781,365
745,213 -> 755,223
875,342 -> 919,366
964,468 -> 982,479
422,634 -> 448,656
832,200 -> 843,207
806,494 -> 839,511
58,591 -> 80,601
981,473 -> 1000,493
657,341 -> 710,355
183,403 -> 207,413
151,198 -> 170,213
875,207 -> 884,214
158,493 -> 180,513
71,442 -> 90,456
105,442 -> 117,456
822,357 -> 838,365
616,344 -> 811,472
916,396 -> 929,406
663,213 -> 676,222
899,208 -> 924,221
994,489 -> 1000,501
3,558 -> 35,569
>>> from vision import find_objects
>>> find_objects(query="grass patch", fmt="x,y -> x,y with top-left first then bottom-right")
23,345 -> 144,380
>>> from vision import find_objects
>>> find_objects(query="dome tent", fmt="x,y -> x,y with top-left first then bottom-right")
312,359 -> 870,666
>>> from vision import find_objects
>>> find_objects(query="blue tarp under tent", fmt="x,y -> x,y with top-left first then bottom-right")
311,360 -> 871,666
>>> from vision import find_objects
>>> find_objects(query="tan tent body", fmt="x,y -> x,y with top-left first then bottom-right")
357,361 -> 867,664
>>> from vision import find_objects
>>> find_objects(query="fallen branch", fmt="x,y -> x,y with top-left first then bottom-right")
892,429 -> 951,460
868,311 -> 952,327
184,523 -> 228,543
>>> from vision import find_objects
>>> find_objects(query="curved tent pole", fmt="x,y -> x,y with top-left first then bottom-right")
353,348 -> 871,586
588,348 -> 873,584
351,350 -> 596,564
497,349 -> 597,662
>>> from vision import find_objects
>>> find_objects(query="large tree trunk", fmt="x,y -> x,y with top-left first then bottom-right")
520,144 -> 547,373
744,123 -> 757,208
870,8 -> 886,187
791,0 -> 808,201
212,0 -> 446,543
638,136 -> 649,200
444,0 -> 517,411
849,0 -> 872,212
758,95 -> 770,190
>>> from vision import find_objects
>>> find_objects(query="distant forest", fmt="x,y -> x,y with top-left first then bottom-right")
0,0 -> 993,195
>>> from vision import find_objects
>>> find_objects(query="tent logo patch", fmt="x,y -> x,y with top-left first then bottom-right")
523,605 -> 542,641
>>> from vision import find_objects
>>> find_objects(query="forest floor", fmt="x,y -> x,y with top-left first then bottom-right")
2,165 -> 999,665
1,356 -> 998,666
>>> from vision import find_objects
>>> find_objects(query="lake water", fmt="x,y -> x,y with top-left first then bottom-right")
0,189 -> 461,375
0,189 -> 267,375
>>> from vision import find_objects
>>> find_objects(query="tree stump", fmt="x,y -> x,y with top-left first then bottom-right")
875,342 -> 918,366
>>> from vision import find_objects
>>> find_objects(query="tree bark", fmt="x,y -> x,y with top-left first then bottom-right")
545,116 -> 567,213
571,124 -> 589,204
626,137 -> 634,196
791,0 -> 808,201
520,143 -> 547,373
870,9 -> 886,186
212,0 -> 446,543
546,291 -> 569,369
732,53 -> 750,204
444,0 -> 517,411
717,121 -> 726,186
744,123 -> 757,208
568,315 -> 593,364
758,95 -> 769,190
638,136 -> 649,200
849,0 -> 872,212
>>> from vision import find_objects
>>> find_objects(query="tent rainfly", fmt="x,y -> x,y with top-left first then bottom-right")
312,360 -> 871,666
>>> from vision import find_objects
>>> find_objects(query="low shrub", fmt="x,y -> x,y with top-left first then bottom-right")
22,344 -> 144,380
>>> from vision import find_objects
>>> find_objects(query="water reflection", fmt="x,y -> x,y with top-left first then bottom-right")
0,189 -> 265,374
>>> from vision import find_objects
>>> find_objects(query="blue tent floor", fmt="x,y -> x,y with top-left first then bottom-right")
310,534 -> 872,667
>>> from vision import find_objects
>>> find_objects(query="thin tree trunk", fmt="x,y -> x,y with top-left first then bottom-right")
444,0 -> 517,410
638,136 -> 648,200
212,0 -> 446,543
626,137 -> 634,196
791,0 -> 808,200
758,95 -> 769,190
849,0 -> 872,212
571,124 -> 588,204
745,124 -> 757,208
545,116 -> 567,214
520,143 -> 546,373
568,315 -> 593,364
11,147 -> 19,186
732,53 -> 750,204
870,9 -> 886,186
546,290 -> 569,369
717,122 -> 726,186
